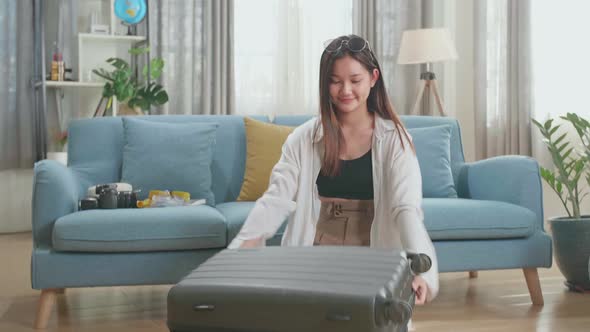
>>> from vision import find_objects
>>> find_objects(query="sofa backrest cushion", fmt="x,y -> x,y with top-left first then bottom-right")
407,125 -> 456,198
273,115 -> 466,191
401,116 -> 465,189
67,114 -> 464,204
120,117 -> 218,205
68,115 -> 269,204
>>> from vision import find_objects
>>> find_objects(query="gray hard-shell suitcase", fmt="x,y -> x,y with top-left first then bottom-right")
167,246 -> 431,332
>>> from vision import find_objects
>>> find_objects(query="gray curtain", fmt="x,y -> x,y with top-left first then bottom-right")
0,0 -> 36,170
147,0 -> 234,115
352,0 -> 424,115
474,0 -> 532,159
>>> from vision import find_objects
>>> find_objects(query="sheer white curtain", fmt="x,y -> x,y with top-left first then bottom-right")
474,0 -> 532,159
234,0 -> 352,116
0,0 -> 35,169
353,0 -> 422,115
147,0 -> 233,115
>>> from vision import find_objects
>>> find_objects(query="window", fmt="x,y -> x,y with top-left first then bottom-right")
234,0 -> 353,116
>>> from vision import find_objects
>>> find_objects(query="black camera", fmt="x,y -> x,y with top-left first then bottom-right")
79,184 -> 139,210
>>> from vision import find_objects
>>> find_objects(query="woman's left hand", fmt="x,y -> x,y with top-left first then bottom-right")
412,275 -> 428,305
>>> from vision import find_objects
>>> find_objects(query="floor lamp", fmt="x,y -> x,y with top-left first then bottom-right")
397,28 -> 458,117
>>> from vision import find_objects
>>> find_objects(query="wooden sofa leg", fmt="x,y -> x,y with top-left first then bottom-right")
523,268 -> 544,306
469,271 -> 478,278
35,289 -> 57,329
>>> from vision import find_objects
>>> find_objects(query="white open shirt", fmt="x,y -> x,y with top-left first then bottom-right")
228,115 -> 439,302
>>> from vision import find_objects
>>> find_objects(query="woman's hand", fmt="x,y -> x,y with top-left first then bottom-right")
412,275 -> 428,305
239,237 -> 264,248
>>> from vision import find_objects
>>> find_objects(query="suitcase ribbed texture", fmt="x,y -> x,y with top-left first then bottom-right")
168,246 -> 415,332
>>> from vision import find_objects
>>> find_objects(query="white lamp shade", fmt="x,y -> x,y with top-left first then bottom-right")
397,28 -> 458,65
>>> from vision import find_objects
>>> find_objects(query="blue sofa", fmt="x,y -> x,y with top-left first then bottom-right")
31,115 -> 552,328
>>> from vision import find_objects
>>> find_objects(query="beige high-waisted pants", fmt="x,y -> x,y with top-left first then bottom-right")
313,200 -> 375,246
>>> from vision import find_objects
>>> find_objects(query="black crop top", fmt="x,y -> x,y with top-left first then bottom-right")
316,149 -> 374,200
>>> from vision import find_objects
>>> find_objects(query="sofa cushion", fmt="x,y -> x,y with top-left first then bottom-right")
216,201 -> 286,245
273,116 -> 457,198
238,117 -> 295,201
423,198 -> 536,240
52,206 -> 227,252
121,117 -> 218,205
408,125 -> 457,198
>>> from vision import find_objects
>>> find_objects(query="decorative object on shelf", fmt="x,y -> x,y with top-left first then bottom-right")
397,28 -> 458,116
92,46 -> 168,116
56,131 -> 68,152
114,0 -> 147,36
533,113 -> 590,292
89,9 -> 109,34
50,42 -> 65,81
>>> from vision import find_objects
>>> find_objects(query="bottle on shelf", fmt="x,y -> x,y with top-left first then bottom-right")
50,42 -> 59,81
58,53 -> 65,81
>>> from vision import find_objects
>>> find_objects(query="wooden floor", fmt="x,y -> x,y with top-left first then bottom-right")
1,232 -> 588,331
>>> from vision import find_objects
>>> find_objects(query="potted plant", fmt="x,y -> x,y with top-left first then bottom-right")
92,46 -> 169,116
533,113 -> 590,292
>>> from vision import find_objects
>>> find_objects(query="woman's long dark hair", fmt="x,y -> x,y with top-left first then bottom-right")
318,34 -> 413,177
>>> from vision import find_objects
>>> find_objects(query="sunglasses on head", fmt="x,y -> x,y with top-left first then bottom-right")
323,36 -> 371,53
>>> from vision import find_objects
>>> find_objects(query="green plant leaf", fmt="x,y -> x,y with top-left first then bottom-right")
533,115 -> 590,218
92,69 -> 114,81
557,142 -> 569,154
128,46 -> 150,55
94,46 -> 168,112
562,147 -> 574,162
532,118 -> 543,128
543,119 -> 553,131
106,57 -> 130,70
141,58 -> 165,80
102,82 -> 115,98
554,133 -> 568,146
549,125 -> 561,136
151,58 -> 164,79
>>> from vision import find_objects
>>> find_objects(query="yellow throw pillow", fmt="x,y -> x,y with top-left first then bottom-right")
237,117 -> 295,201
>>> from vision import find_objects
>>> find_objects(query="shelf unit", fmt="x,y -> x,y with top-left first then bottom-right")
42,81 -> 105,88
32,0 -> 150,157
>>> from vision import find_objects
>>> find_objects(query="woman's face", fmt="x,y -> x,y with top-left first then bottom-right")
328,55 -> 378,114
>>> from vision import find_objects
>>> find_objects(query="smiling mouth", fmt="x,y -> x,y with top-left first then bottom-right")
339,98 -> 355,103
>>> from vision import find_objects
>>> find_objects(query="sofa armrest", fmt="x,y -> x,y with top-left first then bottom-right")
32,160 -> 81,248
458,156 -> 545,230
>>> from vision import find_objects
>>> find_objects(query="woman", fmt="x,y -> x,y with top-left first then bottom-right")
228,34 -> 438,304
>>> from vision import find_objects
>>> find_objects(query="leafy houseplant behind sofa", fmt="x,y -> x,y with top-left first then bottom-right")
533,113 -> 590,291
31,115 -> 552,329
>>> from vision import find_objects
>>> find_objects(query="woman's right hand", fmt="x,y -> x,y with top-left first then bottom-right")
412,275 -> 428,305
239,237 -> 264,248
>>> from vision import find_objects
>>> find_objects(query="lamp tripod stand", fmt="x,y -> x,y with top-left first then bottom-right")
410,71 -> 447,117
